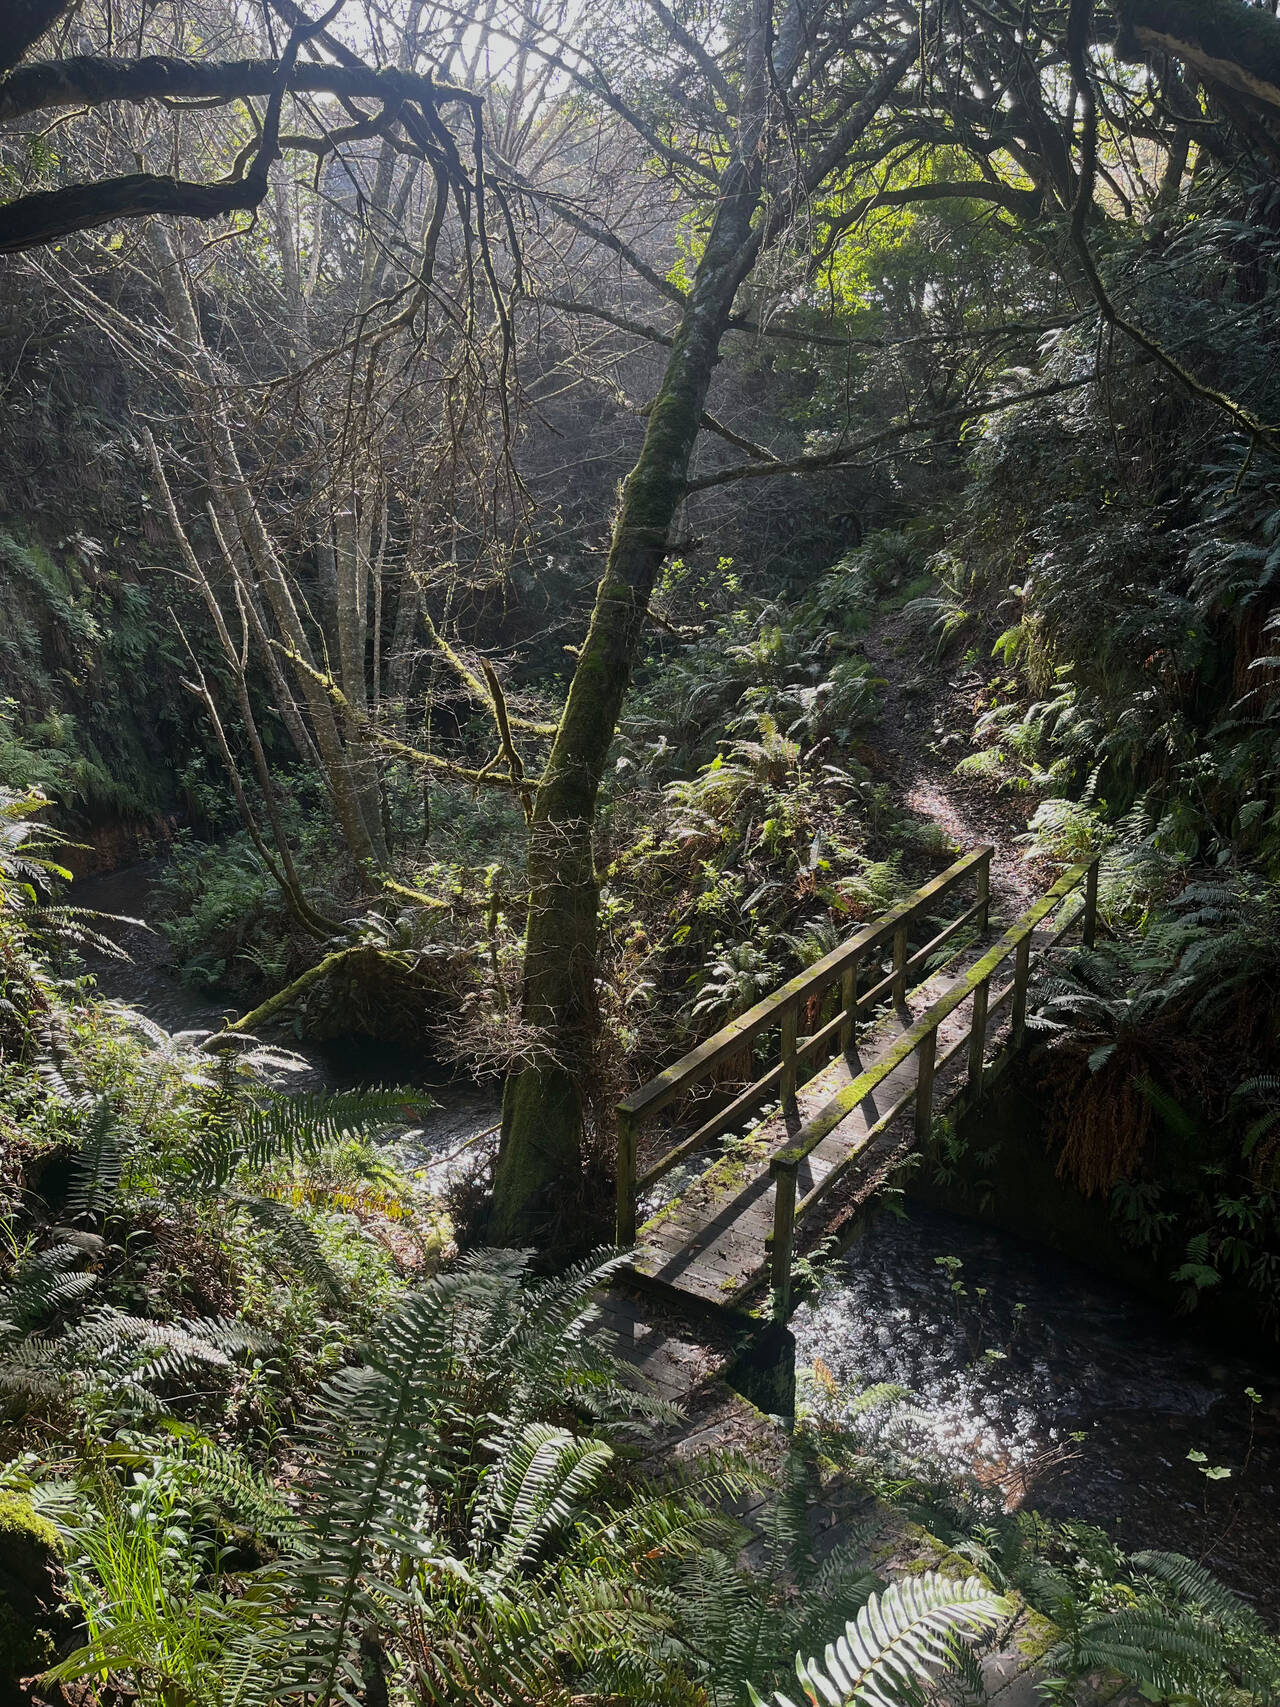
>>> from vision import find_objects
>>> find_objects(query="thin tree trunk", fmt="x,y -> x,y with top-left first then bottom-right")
148,222 -> 383,867
333,495 -> 386,853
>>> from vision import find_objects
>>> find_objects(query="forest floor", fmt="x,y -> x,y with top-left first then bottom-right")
862,608 -> 1041,918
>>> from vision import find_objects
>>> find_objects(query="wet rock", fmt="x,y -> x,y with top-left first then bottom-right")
47,1228 -> 106,1255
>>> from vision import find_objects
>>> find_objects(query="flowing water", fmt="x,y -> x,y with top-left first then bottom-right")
72,862 -> 1280,1611
70,860 -> 502,1182
793,1204 -> 1280,1614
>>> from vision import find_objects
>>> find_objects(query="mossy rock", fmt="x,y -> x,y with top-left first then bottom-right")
0,1492 -> 66,1696
1014,1606 -> 1061,1663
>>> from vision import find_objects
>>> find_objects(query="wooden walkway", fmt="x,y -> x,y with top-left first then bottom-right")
616,848 -> 1098,1317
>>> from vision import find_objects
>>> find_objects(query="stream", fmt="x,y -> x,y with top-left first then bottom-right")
70,860 -> 503,1180
72,862 -> 1280,1614
794,1205 -> 1280,1615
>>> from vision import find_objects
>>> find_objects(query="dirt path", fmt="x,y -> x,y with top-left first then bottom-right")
862,608 -> 1039,922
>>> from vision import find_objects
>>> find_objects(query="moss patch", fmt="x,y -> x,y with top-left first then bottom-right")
0,1491 -> 65,1686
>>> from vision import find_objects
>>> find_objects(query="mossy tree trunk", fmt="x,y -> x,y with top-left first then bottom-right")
488,3 -> 929,1248
488,9 -> 773,1247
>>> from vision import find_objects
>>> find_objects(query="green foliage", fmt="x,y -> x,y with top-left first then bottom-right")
679,1449 -> 884,1706
193,1086 -> 425,1187
751,1573 -> 1008,1707
0,527 -> 196,818
25,1249 -> 746,1707
1039,1547 -> 1280,1705
0,1241 -> 260,1418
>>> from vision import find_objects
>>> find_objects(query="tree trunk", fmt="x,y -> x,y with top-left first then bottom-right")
489,116 -> 767,1247
148,222 -> 383,867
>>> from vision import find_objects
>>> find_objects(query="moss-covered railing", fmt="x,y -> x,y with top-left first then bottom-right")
766,854 -> 1099,1317
615,846 -> 994,1244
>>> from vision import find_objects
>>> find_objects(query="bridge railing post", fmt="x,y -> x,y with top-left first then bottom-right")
1011,935 -> 1031,1049
839,957 -> 859,1053
1082,855 -> 1099,948
769,1155 -> 798,1320
976,849 -> 992,934
892,916 -> 910,1005
915,1024 -> 937,1142
616,1110 -> 637,1246
780,1002 -> 799,1113
967,975 -> 990,1102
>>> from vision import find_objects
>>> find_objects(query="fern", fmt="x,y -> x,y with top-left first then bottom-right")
226,1194 -> 345,1302
194,1087 -> 425,1187
0,1239 -> 97,1334
154,1430 -> 301,1550
751,1574 -> 1009,1707
239,1249 -> 682,1704
0,1298 -> 260,1412
679,1448 -> 880,1707
65,1096 -> 122,1223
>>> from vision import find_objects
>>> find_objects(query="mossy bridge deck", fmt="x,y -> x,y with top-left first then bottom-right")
616,847 -> 1098,1318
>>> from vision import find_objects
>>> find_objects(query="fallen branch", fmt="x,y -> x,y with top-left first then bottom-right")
223,945 -> 379,1034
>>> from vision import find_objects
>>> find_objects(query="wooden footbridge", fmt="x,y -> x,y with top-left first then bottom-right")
615,847 -> 1098,1320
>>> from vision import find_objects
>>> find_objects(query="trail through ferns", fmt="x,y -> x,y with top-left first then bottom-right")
863,610 -> 1040,919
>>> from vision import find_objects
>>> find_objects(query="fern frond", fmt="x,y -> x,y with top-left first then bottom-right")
476,1422 -> 614,1578
0,1305 -> 260,1410
752,1573 -> 1009,1707
66,1096 -> 122,1223
277,1287 -> 456,1703
408,1574 -> 677,1707
227,1194 -> 344,1302
1055,1610 -> 1238,1696
156,1431 -> 301,1549
23,904 -> 141,958
194,1087 -> 424,1186
1128,1550 -> 1260,1626
0,1241 -> 97,1335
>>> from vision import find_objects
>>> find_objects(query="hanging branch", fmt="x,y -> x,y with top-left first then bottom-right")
1,9 -> 492,252
274,645 -> 532,792
480,658 -> 533,823
1065,0 -> 1280,455
222,945 -> 385,1034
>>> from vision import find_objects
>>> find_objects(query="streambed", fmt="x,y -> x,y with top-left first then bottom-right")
70,860 -> 502,1180
793,1203 -> 1280,1614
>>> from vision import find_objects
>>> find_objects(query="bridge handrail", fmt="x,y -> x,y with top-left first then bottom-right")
616,845 -> 993,1242
766,852 -> 1099,1315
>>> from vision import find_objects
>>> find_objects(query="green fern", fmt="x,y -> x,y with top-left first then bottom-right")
0,1240 -> 97,1335
269,1247 -> 667,1704
751,1573 -> 1009,1707
194,1087 -> 425,1187
155,1429 -> 301,1550
65,1096 -> 122,1224
225,1194 -> 345,1303
0,1285 -> 260,1414
1040,1548 -> 1280,1704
